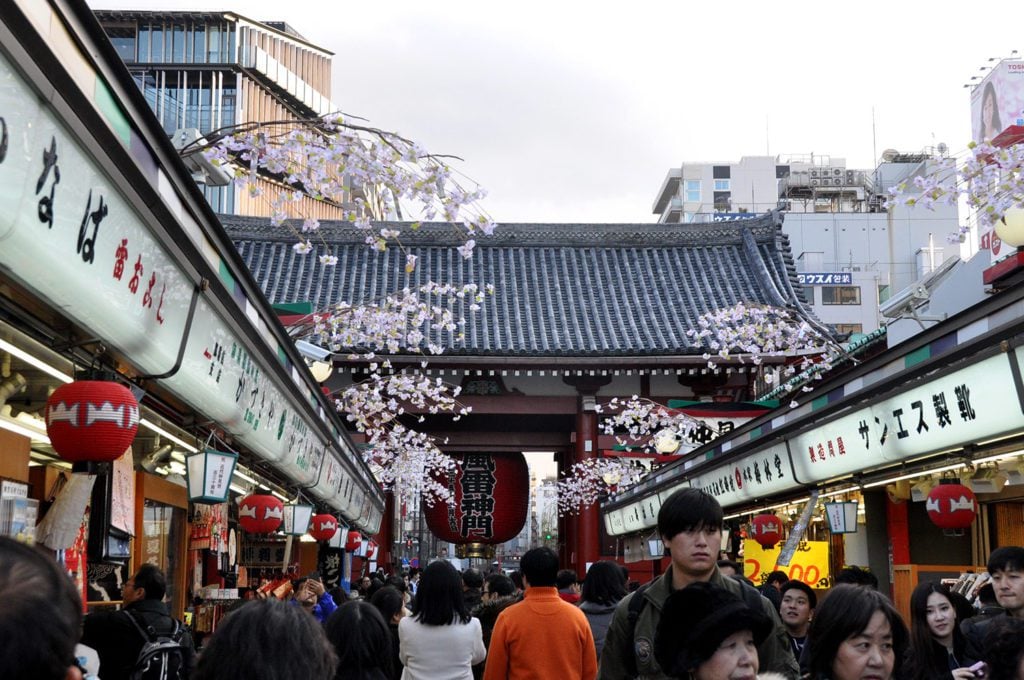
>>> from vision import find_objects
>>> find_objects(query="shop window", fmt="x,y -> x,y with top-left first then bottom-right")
821,286 -> 861,305
142,499 -> 185,614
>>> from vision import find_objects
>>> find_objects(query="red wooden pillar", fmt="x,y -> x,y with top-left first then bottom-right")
574,404 -> 600,577
376,490 -> 396,572
886,494 -> 911,565
558,450 -> 577,570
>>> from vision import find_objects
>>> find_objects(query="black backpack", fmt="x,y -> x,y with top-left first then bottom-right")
123,609 -> 188,680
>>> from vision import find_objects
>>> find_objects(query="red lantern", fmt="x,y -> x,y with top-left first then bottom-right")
926,481 -> 977,531
309,514 -> 339,542
45,380 -> 139,462
423,452 -> 529,558
750,513 -> 783,549
346,531 -> 363,552
366,541 -> 379,560
238,494 -> 284,533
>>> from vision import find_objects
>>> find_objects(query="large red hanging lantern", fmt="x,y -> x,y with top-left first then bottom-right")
309,513 -> 339,542
423,452 -> 529,559
346,531 -> 363,552
45,380 -> 139,462
238,494 -> 284,533
926,481 -> 977,532
750,513 -> 783,549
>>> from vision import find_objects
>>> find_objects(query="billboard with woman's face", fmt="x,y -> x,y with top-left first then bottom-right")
971,60 -> 1024,144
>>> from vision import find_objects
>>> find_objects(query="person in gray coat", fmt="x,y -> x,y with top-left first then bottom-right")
579,560 -> 628,659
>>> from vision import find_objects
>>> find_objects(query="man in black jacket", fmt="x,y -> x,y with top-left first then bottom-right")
81,564 -> 196,680
962,546 -> 1024,661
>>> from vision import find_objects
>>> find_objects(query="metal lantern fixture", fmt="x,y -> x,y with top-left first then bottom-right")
282,503 -> 314,536
45,380 -> 139,462
750,513 -> 783,549
238,494 -> 284,533
646,532 -> 664,559
309,513 -> 339,542
824,500 -> 859,534
926,480 -> 978,534
185,450 -> 238,503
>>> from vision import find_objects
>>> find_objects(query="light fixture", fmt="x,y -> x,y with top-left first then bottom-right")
1000,462 -> 1024,486
966,467 -> 1009,494
229,483 -> 249,495
911,477 -> 936,502
186,449 -> 239,503
282,503 -> 314,535
974,449 -> 1024,465
0,339 -> 72,383
271,490 -> 289,502
233,467 -> 260,485
139,419 -> 199,453
308,360 -> 333,383
645,532 -> 663,559
862,462 -> 966,489
0,413 -> 51,443
996,208 -> 1024,248
824,500 -> 859,533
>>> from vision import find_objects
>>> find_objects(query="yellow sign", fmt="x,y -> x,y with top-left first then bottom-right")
743,539 -> 830,589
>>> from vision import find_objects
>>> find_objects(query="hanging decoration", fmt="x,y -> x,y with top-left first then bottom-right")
422,452 -> 529,559
926,480 -> 978,533
309,514 -> 339,542
749,513 -> 784,549
238,494 -> 284,534
345,531 -> 363,552
45,380 -> 139,463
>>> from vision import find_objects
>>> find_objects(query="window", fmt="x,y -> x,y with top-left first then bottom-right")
712,165 -> 731,179
713,191 -> 731,212
832,323 -> 863,335
105,25 -> 137,62
878,285 -> 890,304
821,286 -> 861,305
684,180 -> 701,203
714,179 -> 731,192
802,286 -> 815,304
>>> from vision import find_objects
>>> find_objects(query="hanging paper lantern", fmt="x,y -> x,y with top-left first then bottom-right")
346,531 -> 363,552
238,494 -> 284,533
45,380 -> 139,462
309,514 -> 339,542
750,513 -> 783,549
422,452 -> 529,559
926,481 -> 977,531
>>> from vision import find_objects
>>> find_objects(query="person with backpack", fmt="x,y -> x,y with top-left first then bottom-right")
597,488 -> 799,680
82,564 -> 196,680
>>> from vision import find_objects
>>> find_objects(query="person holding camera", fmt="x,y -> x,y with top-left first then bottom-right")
293,575 -> 338,624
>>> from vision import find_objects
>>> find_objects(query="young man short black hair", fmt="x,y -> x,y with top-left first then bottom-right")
519,547 -> 559,588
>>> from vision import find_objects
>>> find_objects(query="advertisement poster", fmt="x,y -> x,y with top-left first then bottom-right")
971,60 -> 1024,143
743,539 -> 830,589
110,447 -> 135,536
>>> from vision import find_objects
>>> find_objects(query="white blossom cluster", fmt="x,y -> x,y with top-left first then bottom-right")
200,115 -> 496,265
555,457 -> 647,516
887,140 -> 1024,244
596,396 -> 704,450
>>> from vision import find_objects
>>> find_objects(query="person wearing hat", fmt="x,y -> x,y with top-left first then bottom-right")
654,581 -> 787,680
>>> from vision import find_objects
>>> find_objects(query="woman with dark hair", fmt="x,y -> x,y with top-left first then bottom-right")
579,560 -> 628,658
370,586 -> 406,680
398,559 -> 485,679
654,581 -> 783,680
193,599 -> 337,680
325,600 -> 395,680
904,581 -> 978,680
807,584 -> 909,680
979,81 -> 1003,142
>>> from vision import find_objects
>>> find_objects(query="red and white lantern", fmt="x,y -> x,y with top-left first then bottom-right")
238,494 -> 284,533
45,380 -> 139,462
346,531 -> 363,552
423,452 -> 529,555
926,481 -> 977,532
309,514 -> 339,542
750,513 -> 783,549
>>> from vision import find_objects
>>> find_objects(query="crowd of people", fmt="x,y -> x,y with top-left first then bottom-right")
5,487 -> 1024,680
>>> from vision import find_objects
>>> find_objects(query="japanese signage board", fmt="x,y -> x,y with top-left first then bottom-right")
687,443 -> 794,510
744,539 -> 831,589
797,272 -> 853,286
669,402 -> 772,454
0,50 -> 372,518
790,353 -> 1022,485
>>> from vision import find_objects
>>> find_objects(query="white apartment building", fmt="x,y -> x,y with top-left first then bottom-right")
651,152 -> 960,335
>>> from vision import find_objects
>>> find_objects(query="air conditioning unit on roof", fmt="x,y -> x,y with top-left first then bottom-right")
833,168 -> 843,176
810,169 -> 820,177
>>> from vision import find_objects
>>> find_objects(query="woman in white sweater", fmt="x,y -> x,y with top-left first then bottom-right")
398,560 -> 486,680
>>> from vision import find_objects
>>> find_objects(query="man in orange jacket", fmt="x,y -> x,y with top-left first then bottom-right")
483,547 -> 597,680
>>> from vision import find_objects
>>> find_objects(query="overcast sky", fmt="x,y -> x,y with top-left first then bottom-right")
90,0 -> 1024,224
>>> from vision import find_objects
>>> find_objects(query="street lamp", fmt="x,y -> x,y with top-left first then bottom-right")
185,449 -> 238,503
996,208 -> 1024,247
824,500 -> 859,534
